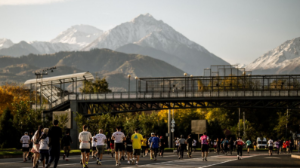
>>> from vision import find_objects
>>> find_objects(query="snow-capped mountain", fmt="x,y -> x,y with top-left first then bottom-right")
51,25 -> 103,48
84,13 -> 229,75
29,41 -> 79,54
0,38 -> 14,49
246,37 -> 300,74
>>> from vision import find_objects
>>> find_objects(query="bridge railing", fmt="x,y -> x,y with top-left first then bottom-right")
32,90 -> 300,110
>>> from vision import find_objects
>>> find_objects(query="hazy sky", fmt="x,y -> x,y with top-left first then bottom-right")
0,0 -> 299,64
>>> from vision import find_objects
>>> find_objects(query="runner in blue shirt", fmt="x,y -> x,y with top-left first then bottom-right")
150,133 -> 160,161
148,133 -> 155,160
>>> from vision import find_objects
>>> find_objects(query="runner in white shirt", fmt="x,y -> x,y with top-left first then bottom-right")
95,129 -> 107,165
268,138 -> 274,156
91,133 -> 97,159
20,132 -> 30,162
111,126 -> 125,166
192,139 -> 197,153
78,125 -> 92,168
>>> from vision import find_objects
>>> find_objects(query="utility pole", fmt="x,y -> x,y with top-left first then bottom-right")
168,109 -> 171,148
243,111 -> 246,139
238,108 -> 240,137
286,108 -> 289,138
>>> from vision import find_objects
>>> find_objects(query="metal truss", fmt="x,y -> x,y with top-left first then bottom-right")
77,98 -> 300,117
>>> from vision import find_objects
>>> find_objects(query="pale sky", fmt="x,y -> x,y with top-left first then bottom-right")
0,0 -> 299,64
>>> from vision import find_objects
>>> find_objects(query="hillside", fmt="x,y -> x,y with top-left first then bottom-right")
0,49 -> 185,91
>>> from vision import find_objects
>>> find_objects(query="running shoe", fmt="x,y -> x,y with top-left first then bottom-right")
35,160 -> 40,168
116,163 -> 119,166
98,161 -> 102,165
46,163 -> 51,168
85,164 -> 89,168
127,161 -> 130,164
66,158 -> 69,161
205,158 -> 207,161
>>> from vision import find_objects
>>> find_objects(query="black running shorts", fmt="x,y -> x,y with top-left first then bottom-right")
201,144 -> 209,152
115,143 -> 123,152
80,149 -> 90,153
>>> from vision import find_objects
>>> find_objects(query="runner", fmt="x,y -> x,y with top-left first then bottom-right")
78,125 -> 92,168
39,128 -> 49,168
229,137 -> 234,155
91,133 -> 97,158
267,138 -> 273,156
148,133 -> 155,160
150,133 -> 160,161
220,138 -> 224,154
20,132 -> 30,162
62,131 -> 72,161
275,139 -> 280,155
159,136 -> 165,157
233,140 -> 237,152
178,135 -> 186,159
253,141 -> 257,151
279,139 -> 283,154
28,132 -> 34,161
110,137 -> 115,158
222,137 -> 229,155
192,138 -> 197,153
31,125 -> 44,168
283,140 -> 287,153
46,120 -> 62,168
216,138 -> 220,155
111,126 -> 126,166
95,129 -> 107,165
141,135 -> 148,157
298,140 -> 300,153
200,132 -> 209,161
125,133 -> 133,164
286,139 -> 290,153
121,130 -> 126,161
246,138 -> 252,154
186,134 -> 193,158
131,128 -> 143,165
175,137 -> 180,156
236,137 -> 245,160
289,139 -> 294,153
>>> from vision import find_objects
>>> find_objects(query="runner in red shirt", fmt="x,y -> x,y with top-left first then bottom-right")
236,137 -> 245,160
286,140 -> 290,153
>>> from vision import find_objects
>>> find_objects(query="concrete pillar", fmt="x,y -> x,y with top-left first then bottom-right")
70,101 -> 78,149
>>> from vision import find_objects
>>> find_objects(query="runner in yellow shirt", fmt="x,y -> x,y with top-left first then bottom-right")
141,136 -> 148,157
131,128 -> 143,165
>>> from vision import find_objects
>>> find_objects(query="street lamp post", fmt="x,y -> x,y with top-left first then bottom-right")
184,73 -> 187,97
128,74 -> 131,98
171,110 -> 175,149
135,77 -> 138,98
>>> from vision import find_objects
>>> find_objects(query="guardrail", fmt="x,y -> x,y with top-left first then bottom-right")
32,90 -> 300,110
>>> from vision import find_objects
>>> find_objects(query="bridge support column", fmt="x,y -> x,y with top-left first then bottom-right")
70,101 -> 78,149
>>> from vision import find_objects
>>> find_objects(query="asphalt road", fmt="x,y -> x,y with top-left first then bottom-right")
0,151 -> 299,168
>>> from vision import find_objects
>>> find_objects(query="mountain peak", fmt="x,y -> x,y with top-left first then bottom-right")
246,36 -> 300,74
131,13 -> 157,23
0,38 -> 14,49
51,25 -> 103,48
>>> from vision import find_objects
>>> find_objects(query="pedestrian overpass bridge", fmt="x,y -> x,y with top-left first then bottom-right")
24,65 -> 300,149
25,65 -> 300,116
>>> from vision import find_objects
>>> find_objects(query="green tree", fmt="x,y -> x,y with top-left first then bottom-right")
0,108 -> 18,148
80,77 -> 112,93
